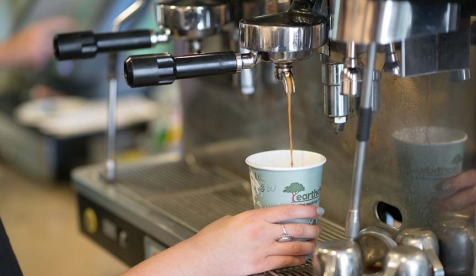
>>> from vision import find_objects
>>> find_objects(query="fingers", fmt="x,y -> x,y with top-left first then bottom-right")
41,16 -> 78,32
260,205 -> 323,224
460,205 -> 475,216
436,169 -> 476,192
270,241 -> 316,256
256,239 -> 314,273
433,187 -> 475,211
275,223 -> 320,240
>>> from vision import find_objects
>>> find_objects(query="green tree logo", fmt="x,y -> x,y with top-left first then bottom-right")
452,154 -> 463,165
283,182 -> 305,202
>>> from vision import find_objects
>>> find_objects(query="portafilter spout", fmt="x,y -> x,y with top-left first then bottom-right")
275,64 -> 295,94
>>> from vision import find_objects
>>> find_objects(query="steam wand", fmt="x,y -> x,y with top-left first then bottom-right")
345,43 -> 377,240
106,0 -> 148,182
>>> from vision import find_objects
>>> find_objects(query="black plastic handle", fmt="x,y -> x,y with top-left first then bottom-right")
54,29 -> 153,60
124,51 -> 238,87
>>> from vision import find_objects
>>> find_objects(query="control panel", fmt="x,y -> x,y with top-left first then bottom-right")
78,194 -> 167,266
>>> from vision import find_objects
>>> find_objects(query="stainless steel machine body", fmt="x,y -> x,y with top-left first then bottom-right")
68,0 -> 476,274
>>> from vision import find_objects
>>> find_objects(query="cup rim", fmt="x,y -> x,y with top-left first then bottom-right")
245,150 -> 326,171
392,126 -> 468,145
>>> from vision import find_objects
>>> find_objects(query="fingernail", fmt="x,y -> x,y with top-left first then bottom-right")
440,182 -> 452,191
317,207 -> 325,216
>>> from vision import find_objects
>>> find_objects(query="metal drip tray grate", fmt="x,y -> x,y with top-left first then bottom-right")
255,261 -> 314,275
148,183 -> 253,231
115,160 -> 253,232
117,161 -> 246,196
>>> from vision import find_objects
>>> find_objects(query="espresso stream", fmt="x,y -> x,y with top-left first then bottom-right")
287,92 -> 294,167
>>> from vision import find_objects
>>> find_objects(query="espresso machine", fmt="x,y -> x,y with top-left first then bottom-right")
55,0 -> 476,274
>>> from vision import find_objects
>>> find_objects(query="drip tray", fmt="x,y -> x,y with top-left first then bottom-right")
73,154 -> 345,275
117,157 -> 254,232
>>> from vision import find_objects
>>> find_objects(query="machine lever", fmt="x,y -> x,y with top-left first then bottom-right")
124,52 -> 243,87
54,29 -> 157,60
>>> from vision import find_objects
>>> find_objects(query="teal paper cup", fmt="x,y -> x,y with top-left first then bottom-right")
393,126 -> 467,228
245,150 -> 326,225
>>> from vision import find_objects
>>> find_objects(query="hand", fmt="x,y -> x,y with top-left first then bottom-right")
0,16 -> 77,70
432,169 -> 476,214
123,205 -> 323,276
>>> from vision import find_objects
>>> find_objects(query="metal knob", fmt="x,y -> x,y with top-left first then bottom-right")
356,226 -> 397,275
395,228 -> 444,276
314,240 -> 363,276
382,246 -> 433,276
435,213 -> 474,275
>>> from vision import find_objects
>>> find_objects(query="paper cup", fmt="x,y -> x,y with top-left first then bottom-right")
393,126 -> 467,228
245,150 -> 326,225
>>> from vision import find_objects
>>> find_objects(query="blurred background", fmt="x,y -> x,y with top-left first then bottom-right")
0,0 -> 181,275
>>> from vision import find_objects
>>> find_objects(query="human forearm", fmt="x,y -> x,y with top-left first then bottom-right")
121,206 -> 323,276
0,41 -> 23,69
0,16 -> 76,70
121,237 -> 213,276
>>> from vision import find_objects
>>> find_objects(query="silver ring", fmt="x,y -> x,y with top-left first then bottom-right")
276,223 -> 293,242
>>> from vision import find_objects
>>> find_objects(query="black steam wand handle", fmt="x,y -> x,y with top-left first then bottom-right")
54,29 -> 156,60
124,52 -> 241,87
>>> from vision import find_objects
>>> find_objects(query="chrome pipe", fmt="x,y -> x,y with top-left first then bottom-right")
105,0 -> 148,182
345,42 -> 377,240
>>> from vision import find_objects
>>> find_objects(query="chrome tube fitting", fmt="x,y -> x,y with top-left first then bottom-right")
382,43 -> 400,75
236,52 -> 261,73
371,70 -> 381,114
341,42 -> 363,97
238,48 -> 257,95
450,68 -> 472,82
151,29 -> 171,45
